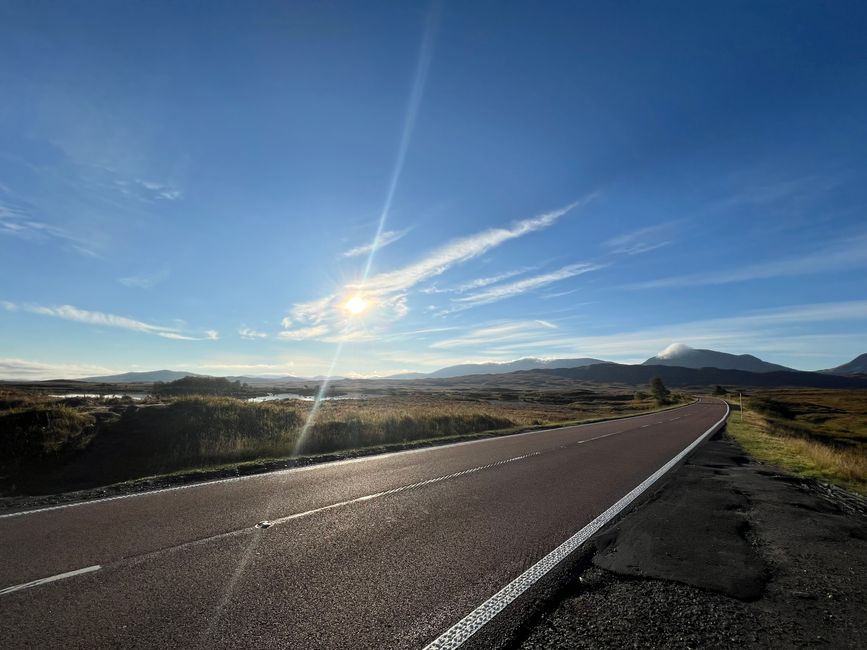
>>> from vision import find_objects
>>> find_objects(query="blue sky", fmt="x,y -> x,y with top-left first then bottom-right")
2,1 -> 866,379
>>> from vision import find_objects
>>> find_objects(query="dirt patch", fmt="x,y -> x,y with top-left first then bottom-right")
519,431 -> 867,649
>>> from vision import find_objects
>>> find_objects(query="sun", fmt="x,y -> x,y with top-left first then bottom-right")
343,293 -> 370,316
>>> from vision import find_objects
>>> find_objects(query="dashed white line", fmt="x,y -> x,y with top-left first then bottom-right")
0,565 -> 101,597
267,452 -> 543,527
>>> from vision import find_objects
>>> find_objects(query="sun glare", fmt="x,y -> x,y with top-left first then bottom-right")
343,293 -> 370,316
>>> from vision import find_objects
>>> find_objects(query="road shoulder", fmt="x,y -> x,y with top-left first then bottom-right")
519,430 -> 867,649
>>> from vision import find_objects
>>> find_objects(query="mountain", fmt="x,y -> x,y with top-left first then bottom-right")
820,353 -> 867,376
642,343 -> 792,373
388,357 -> 608,379
539,363 -> 867,389
82,371 -> 330,384
81,370 -> 207,383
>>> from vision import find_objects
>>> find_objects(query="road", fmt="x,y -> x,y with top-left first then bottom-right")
1,398 -> 728,649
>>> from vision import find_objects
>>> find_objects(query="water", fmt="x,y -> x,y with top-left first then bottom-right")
247,393 -> 371,403
51,393 -> 146,401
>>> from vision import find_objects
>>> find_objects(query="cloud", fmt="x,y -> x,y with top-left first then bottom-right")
431,320 -> 559,349
356,200 -> 587,296
631,232 -> 867,289
118,267 -> 170,289
605,222 -> 678,256
239,326 -> 268,340
479,300 -> 867,368
0,200 -> 100,257
287,295 -> 335,325
3,301 -> 218,341
115,178 -> 183,202
421,268 -> 533,294
342,229 -> 408,258
540,288 -> 579,299
0,358 -> 120,380
448,263 -> 602,311
279,199 -> 591,343
277,325 -> 330,340
656,342 -> 693,359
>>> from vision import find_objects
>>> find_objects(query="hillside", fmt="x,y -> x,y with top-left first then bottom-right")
81,370 -> 205,383
538,363 -> 867,389
821,353 -> 867,376
389,357 -> 607,379
642,343 -> 792,373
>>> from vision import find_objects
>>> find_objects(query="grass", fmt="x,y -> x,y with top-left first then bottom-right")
0,402 -> 95,465
0,388 -> 688,495
726,390 -> 867,495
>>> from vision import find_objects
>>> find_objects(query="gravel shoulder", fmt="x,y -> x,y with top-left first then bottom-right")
518,429 -> 867,649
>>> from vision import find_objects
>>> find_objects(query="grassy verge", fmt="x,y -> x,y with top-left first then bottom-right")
726,401 -> 867,495
120,397 -> 696,479
0,390 -> 691,497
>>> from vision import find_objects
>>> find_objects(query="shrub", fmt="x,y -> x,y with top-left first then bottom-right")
0,405 -> 95,467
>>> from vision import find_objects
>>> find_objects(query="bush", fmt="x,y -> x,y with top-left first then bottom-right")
0,405 -> 95,467
153,376 -> 246,397
649,377 -> 671,405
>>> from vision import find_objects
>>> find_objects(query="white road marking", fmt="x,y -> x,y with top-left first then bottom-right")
577,430 -> 623,444
266,451 -> 543,527
0,402 -> 698,520
424,401 -> 730,650
0,565 -> 101,597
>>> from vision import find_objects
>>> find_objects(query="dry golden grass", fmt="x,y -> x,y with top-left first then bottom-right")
726,394 -> 867,495
0,388 -> 683,493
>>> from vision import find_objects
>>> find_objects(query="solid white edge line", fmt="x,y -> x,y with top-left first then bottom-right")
0,565 -> 101,597
423,400 -> 729,650
0,401 -> 700,520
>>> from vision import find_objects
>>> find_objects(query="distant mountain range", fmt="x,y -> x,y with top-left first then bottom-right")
82,370 -> 207,383
61,348 -> 867,387
821,353 -> 867,376
540,363 -> 867,389
642,343 -> 792,373
81,370 -> 331,384
387,357 -> 606,379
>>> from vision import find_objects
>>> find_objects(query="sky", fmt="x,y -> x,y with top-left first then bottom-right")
1,1 -> 866,380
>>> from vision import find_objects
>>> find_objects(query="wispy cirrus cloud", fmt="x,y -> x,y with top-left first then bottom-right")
447,263 -> 603,311
431,319 -> 558,350
605,221 -> 678,256
357,201 -> 587,295
114,178 -> 183,202
238,327 -> 268,340
421,268 -> 533,294
2,301 -> 218,341
0,199 -> 100,257
118,266 -> 171,289
277,325 -> 330,341
0,357 -> 121,380
630,232 -> 867,289
278,199 -> 591,342
341,229 -> 408,258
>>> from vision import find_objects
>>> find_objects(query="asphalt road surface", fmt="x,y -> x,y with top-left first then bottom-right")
1,398 -> 727,649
